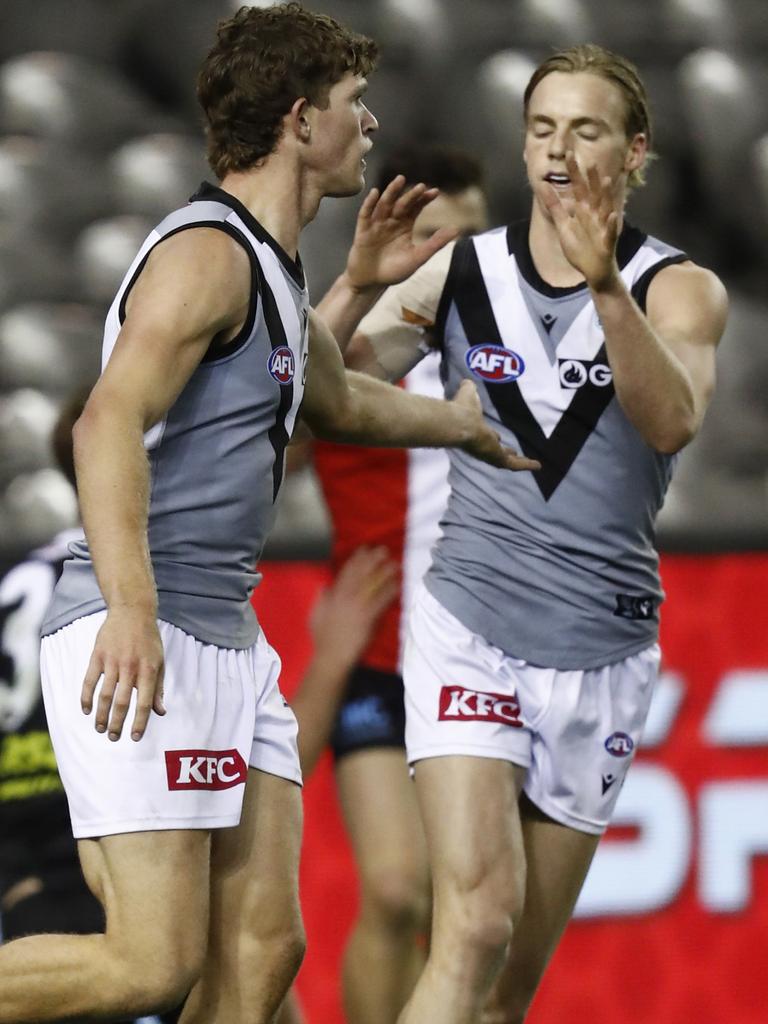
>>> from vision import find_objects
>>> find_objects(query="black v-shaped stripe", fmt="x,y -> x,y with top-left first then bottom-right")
450,239 -> 615,501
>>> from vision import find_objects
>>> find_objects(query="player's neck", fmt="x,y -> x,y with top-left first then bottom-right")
527,203 -> 625,289
218,160 -> 324,260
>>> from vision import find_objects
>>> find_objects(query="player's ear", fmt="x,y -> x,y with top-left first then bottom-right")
625,132 -> 647,175
288,97 -> 312,144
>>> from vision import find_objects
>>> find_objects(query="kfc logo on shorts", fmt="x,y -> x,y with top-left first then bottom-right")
165,749 -> 248,791
438,686 -> 523,727
465,344 -> 525,383
604,732 -> 634,758
268,346 -> 295,384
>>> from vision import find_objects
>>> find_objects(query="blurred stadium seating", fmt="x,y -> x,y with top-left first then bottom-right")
0,0 -> 765,564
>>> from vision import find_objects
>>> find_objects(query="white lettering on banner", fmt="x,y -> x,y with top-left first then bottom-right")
574,669 -> 768,918
699,782 -> 768,912
575,764 -> 692,917
216,756 -> 239,783
176,756 -> 209,785
703,670 -> 768,745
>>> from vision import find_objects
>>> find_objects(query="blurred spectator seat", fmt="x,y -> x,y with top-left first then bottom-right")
0,52 -> 177,153
0,226 -> 78,312
0,0 -> 127,65
110,133 -> 209,220
2,468 -> 79,558
75,216 -> 155,307
661,0 -> 736,55
0,137 -> 113,243
0,389 -> 60,485
0,303 -> 102,397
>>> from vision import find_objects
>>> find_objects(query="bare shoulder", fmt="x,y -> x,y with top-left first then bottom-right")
127,226 -> 252,327
647,260 -> 729,338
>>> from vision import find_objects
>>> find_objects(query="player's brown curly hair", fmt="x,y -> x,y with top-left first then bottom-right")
524,44 -> 654,188
197,3 -> 378,179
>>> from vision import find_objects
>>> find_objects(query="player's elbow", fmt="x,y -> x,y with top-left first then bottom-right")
648,410 -> 698,455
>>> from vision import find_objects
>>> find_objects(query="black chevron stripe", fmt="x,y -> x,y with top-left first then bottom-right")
450,240 -> 615,501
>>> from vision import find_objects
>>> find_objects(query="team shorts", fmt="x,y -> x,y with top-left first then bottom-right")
403,585 -> 660,835
330,665 -> 406,760
40,612 -> 302,839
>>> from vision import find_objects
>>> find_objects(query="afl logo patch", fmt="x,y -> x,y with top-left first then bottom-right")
465,344 -> 525,383
604,732 -> 634,758
268,346 -> 295,384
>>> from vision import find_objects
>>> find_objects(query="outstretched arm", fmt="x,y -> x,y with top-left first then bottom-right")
544,152 -> 727,453
317,175 -> 456,352
302,310 -> 540,472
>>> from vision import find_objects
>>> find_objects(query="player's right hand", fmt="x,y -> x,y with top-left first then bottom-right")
81,607 -> 166,743
452,380 -> 541,472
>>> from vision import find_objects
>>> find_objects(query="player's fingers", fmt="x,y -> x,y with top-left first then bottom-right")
81,649 -> 103,714
503,449 -> 541,471
357,187 -> 380,224
373,174 -> 405,220
541,183 -> 569,224
107,675 -> 136,742
131,663 -> 158,741
94,661 -> 119,733
414,224 -> 458,263
586,164 -> 602,207
393,182 -> 434,220
152,661 -> 166,717
565,152 -> 588,204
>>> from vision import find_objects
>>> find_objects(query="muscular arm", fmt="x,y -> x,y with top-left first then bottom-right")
75,227 -> 251,739
591,262 -> 727,453
301,310 -> 539,471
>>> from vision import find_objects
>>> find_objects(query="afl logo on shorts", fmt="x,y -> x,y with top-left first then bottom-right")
465,344 -> 525,383
268,346 -> 295,384
604,732 -> 634,758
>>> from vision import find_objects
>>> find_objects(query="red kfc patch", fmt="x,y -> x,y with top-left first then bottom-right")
165,749 -> 248,791
438,686 -> 523,727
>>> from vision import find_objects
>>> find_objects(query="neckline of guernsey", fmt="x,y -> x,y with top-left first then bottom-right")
506,219 -> 647,300
190,181 -> 306,289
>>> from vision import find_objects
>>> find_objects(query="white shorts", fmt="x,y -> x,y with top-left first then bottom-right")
403,586 -> 660,835
40,613 -> 302,839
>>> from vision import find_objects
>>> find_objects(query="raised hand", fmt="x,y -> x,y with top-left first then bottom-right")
344,175 -> 457,291
81,607 -> 165,742
453,381 -> 541,472
542,151 -> 622,292
309,546 -> 399,673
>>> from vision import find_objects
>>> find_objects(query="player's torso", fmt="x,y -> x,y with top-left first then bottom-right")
428,222 -> 686,669
44,184 -> 309,648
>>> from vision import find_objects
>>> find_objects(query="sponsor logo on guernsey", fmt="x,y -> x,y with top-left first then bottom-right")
438,686 -> 523,727
601,772 -> 618,794
465,344 -> 525,383
604,732 -> 634,758
558,358 -> 613,389
614,593 -> 657,620
268,346 -> 295,384
165,749 -> 248,791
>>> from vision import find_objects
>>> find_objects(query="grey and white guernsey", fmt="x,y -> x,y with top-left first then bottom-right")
425,221 -> 687,670
42,182 -> 309,648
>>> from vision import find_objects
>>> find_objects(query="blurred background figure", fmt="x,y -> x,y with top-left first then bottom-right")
312,143 -> 489,1024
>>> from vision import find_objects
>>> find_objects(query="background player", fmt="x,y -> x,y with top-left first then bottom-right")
313,143 -> 489,1024
318,44 -> 728,1024
0,6 -> 537,1024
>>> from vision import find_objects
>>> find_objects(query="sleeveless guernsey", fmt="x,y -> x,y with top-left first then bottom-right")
42,182 -> 309,648
423,222 -> 687,669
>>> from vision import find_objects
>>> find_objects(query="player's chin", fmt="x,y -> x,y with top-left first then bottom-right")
324,168 -> 366,199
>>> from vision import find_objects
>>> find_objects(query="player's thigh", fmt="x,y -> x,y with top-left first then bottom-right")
78,829 -> 211,967
485,795 -> 600,1018
208,767 -> 303,950
413,756 -> 527,917
336,748 -> 429,907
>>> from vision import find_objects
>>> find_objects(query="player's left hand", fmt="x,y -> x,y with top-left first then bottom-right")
542,152 -> 622,292
344,175 -> 456,290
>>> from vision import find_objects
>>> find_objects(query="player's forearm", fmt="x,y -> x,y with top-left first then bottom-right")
72,402 -> 157,613
315,273 -> 384,354
592,276 -> 697,453
320,371 -> 472,449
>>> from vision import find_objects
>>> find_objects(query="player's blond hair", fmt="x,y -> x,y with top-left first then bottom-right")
524,44 -> 654,188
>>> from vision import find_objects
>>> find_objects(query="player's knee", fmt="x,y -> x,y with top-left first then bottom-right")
109,945 -> 204,1017
242,914 -> 307,976
361,867 -> 430,933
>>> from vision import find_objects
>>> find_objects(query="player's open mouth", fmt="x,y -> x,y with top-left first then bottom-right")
544,173 -> 571,187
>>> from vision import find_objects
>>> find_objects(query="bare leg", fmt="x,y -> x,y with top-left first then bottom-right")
0,830 -> 210,1022
336,748 -> 430,1024
397,756 -> 527,1024
274,990 -> 306,1024
181,769 -> 305,1024
482,795 -> 601,1024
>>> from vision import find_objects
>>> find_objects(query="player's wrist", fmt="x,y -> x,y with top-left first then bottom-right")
588,263 -> 623,296
340,267 -> 385,298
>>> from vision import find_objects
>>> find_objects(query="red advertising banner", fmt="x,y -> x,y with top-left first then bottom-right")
254,554 -> 768,1024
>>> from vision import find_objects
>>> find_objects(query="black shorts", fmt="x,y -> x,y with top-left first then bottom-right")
330,665 -> 406,760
